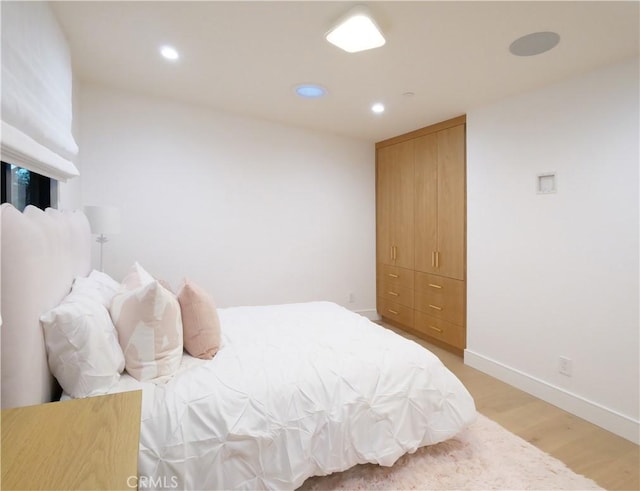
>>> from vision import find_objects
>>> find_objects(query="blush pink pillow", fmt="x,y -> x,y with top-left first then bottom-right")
121,261 -> 154,290
110,281 -> 183,381
177,279 -> 221,360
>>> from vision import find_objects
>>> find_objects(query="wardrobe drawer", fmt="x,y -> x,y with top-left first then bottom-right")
379,279 -> 414,308
414,311 -> 464,349
415,272 -> 464,293
379,264 -> 414,290
377,297 -> 414,329
414,273 -> 465,325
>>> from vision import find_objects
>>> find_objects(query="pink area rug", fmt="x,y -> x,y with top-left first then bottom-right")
299,413 -> 601,490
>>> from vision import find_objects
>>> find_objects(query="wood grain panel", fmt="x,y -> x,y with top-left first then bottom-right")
376,147 -> 394,266
414,132 -> 438,274
414,286 -> 465,326
379,264 -> 414,290
377,297 -> 414,328
379,277 -> 414,308
414,311 -> 464,349
414,272 -> 465,325
376,117 -> 466,352
394,140 -> 415,269
436,124 -> 466,280
376,115 -> 467,149
2,390 -> 142,490
376,141 -> 414,268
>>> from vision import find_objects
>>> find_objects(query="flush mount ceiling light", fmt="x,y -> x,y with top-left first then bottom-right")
325,5 -> 386,53
295,84 -> 327,98
509,32 -> 560,56
371,102 -> 385,114
160,45 -> 179,61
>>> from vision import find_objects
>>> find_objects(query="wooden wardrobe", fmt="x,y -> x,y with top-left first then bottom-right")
376,115 -> 466,355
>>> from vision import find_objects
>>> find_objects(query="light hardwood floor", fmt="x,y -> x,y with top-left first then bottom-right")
385,324 -> 640,491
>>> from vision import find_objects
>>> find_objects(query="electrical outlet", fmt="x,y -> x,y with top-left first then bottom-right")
348,292 -> 355,303
559,356 -> 572,377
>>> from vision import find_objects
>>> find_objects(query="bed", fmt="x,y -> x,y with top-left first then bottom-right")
1,204 -> 476,490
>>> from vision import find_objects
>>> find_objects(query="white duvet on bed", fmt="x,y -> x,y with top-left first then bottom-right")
96,301 -> 476,490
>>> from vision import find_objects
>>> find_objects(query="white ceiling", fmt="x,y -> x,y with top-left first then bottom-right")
52,1 -> 639,143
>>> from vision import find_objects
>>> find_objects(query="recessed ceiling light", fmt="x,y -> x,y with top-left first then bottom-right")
295,84 -> 327,98
371,103 -> 385,114
509,32 -> 560,57
326,5 -> 386,53
160,45 -> 179,61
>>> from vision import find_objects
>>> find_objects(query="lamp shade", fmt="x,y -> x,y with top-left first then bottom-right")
84,205 -> 121,235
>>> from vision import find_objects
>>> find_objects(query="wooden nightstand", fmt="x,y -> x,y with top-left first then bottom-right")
1,390 -> 142,490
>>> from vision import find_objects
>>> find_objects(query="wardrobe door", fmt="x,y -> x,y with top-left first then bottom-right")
377,141 -> 414,269
394,140 -> 415,270
437,124 -> 466,280
414,133 -> 438,274
376,146 -> 394,267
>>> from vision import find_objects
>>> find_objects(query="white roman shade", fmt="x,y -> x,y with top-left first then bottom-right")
1,2 -> 79,181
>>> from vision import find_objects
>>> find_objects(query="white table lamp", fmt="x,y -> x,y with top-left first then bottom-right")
84,205 -> 121,271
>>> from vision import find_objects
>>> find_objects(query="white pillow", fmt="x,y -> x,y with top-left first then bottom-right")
110,280 -> 183,381
67,270 -> 121,307
41,298 -> 125,398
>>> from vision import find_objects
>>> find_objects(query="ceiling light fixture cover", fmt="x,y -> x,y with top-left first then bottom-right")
295,84 -> 327,98
326,5 -> 386,53
509,32 -> 560,57
371,102 -> 385,114
160,45 -> 179,61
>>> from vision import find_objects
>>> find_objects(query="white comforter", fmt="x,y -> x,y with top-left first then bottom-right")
103,301 -> 476,490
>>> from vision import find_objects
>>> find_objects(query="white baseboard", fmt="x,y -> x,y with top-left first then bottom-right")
354,309 -> 380,321
464,349 -> 640,445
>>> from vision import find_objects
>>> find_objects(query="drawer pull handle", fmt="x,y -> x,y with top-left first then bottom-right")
428,325 -> 443,333
428,304 -> 443,311
388,273 -> 399,278
388,309 -> 399,315
435,251 -> 440,269
387,291 -> 399,296
428,283 -> 442,289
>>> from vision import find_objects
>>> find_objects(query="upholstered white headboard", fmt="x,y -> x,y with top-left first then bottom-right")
1,204 -> 91,409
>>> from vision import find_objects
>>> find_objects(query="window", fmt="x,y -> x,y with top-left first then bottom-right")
1,162 -> 55,211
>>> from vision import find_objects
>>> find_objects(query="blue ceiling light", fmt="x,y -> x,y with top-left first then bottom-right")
295,84 -> 327,98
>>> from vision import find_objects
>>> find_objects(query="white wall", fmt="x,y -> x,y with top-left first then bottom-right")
57,175 -> 81,210
466,58 -> 639,443
78,85 -> 377,315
